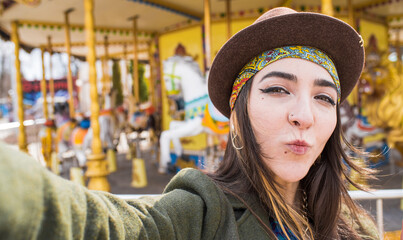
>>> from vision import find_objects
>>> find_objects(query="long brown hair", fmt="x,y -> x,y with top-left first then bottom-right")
208,77 -> 375,239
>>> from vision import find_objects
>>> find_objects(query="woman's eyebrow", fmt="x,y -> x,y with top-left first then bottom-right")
314,79 -> 338,93
259,71 -> 297,83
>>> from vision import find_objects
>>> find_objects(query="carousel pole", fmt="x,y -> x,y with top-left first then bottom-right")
154,35 -> 162,113
11,21 -> 27,152
346,0 -> 359,105
102,35 -> 117,173
47,37 -> 58,173
225,0 -> 231,39
102,35 -> 110,103
128,16 -> 148,188
40,47 -> 52,168
47,36 -> 55,118
321,0 -> 334,16
396,29 -> 401,73
347,0 -> 355,28
84,0 -> 110,192
64,8 -> 75,120
148,41 -> 156,108
204,0 -> 212,69
123,43 -> 129,97
130,16 -> 140,103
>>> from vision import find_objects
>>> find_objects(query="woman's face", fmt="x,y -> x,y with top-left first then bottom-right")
248,58 -> 337,186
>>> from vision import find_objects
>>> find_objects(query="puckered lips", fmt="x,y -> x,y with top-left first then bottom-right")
285,140 -> 311,155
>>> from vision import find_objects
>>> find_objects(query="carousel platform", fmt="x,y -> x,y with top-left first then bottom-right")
107,152 -> 174,195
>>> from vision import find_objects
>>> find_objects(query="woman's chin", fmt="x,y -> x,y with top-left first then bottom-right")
272,165 -> 311,184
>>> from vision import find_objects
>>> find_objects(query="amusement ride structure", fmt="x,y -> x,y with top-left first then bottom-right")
1,0 -> 403,237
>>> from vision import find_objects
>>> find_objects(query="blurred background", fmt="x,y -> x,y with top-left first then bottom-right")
0,0 -> 402,238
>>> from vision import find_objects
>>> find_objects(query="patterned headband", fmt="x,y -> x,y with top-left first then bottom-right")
229,46 -> 340,111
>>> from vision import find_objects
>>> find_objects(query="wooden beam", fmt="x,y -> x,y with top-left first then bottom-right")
127,0 -> 202,21
16,19 -> 154,36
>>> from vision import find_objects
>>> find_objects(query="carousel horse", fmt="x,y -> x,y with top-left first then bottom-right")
159,54 -> 229,174
71,118 -> 91,167
340,98 -> 389,169
55,118 -> 78,158
81,93 -> 119,172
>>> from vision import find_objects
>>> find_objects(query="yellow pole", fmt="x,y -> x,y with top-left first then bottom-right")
397,29 -> 401,73
148,41 -> 156,108
102,35 -> 110,105
131,16 -> 140,103
64,8 -> 75,119
40,47 -> 52,168
47,36 -> 55,118
11,21 -> 27,152
347,0 -> 354,28
84,0 -> 110,192
226,0 -> 231,39
40,48 -> 49,121
204,0 -> 212,68
345,0 -> 358,105
321,0 -> 334,16
123,43 -> 128,97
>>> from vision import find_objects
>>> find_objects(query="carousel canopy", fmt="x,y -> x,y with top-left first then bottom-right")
1,0 -> 403,60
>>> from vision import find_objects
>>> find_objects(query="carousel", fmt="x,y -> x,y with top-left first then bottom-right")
0,0 -> 403,237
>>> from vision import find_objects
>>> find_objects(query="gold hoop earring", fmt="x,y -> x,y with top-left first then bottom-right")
230,129 -> 244,150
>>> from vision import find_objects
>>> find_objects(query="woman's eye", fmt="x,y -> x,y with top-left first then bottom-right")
315,95 -> 336,106
259,87 -> 289,94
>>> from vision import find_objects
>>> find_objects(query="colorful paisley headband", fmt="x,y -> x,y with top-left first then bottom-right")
229,46 -> 340,111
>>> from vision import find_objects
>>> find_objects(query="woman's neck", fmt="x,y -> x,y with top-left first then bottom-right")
275,178 -> 300,207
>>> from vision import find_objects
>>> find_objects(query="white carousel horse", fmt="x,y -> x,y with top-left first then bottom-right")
159,55 -> 229,174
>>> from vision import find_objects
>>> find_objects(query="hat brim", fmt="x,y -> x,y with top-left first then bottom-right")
208,12 -> 364,118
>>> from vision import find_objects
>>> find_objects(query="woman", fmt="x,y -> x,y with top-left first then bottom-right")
0,7 -> 378,240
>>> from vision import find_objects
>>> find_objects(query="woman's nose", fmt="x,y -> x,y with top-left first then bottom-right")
288,100 -> 314,129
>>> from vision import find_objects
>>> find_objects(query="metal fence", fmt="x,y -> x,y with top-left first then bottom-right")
0,118 -> 45,144
349,189 -> 403,239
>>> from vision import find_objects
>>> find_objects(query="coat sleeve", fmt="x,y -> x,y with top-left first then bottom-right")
340,203 -> 379,240
0,144 -> 238,240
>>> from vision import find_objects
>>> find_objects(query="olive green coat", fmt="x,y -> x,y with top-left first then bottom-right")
0,143 -> 378,239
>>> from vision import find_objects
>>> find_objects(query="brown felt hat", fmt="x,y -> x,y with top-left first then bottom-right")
208,7 -> 364,118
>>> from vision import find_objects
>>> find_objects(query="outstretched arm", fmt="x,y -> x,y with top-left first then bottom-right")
0,143 -> 237,240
